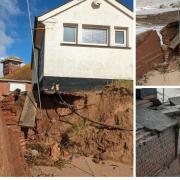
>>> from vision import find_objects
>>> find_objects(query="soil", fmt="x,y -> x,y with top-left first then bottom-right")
26,81 -> 133,176
0,81 -> 133,177
137,57 -> 180,85
31,156 -> 133,177
138,70 -> 180,86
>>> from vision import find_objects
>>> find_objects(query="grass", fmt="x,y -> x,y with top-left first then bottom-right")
104,80 -> 133,96
65,121 -> 88,137
54,158 -> 70,169
27,142 -> 50,154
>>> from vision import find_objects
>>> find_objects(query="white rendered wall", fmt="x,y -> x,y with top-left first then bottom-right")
40,0 -> 133,80
10,83 -> 26,92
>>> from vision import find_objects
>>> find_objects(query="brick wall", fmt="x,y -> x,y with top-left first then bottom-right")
3,62 -> 21,76
0,81 -> 32,100
0,82 -> 10,100
0,93 -> 30,176
26,83 -> 32,92
136,127 -> 177,177
136,30 -> 164,79
1,93 -> 26,154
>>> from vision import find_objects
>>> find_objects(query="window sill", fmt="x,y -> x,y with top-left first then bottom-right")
60,43 -> 131,49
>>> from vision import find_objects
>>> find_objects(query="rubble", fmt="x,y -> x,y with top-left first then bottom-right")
27,81 -> 133,166
136,30 -> 164,79
136,88 -> 180,177
0,81 -> 133,176
137,20 -> 180,84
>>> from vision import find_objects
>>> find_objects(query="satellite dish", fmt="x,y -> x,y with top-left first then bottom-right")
93,0 -> 101,6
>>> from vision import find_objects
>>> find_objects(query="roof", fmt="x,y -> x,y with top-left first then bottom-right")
136,107 -> 177,132
37,0 -> 133,22
0,56 -> 24,63
2,64 -> 32,81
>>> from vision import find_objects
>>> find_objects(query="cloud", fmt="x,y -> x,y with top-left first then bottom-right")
0,0 -> 20,57
0,19 -> 13,56
0,0 -> 20,17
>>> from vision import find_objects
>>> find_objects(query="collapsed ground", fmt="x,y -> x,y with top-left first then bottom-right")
137,10 -> 180,85
0,81 -> 133,177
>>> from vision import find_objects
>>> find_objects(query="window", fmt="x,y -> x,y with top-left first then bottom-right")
82,27 -> 108,45
115,29 -> 127,46
63,26 -> 77,43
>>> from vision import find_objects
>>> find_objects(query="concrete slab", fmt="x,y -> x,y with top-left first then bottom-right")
19,92 -> 37,128
137,107 -> 178,131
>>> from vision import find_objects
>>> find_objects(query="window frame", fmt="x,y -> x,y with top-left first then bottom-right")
114,27 -> 127,47
63,24 -> 78,44
82,25 -> 109,46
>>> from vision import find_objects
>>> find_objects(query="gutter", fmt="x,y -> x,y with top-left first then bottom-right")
0,79 -> 32,84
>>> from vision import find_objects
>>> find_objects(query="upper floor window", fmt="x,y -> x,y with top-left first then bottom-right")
63,25 -> 77,43
115,28 -> 127,46
82,26 -> 108,45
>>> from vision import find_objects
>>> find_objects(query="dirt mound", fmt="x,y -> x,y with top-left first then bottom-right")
65,127 -> 132,164
28,81 -> 133,165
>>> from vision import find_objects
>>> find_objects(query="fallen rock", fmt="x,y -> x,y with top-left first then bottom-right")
31,149 -> 39,157
51,142 -> 61,161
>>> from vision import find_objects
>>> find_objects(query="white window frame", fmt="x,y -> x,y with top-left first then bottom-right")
82,25 -> 109,46
63,24 -> 78,44
115,28 -> 127,47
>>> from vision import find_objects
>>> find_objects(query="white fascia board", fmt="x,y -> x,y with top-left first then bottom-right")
106,0 -> 134,19
38,0 -> 133,22
38,0 -> 86,22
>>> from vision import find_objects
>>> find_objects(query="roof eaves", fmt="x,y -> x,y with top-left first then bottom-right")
38,0 -> 133,22
0,79 -> 32,83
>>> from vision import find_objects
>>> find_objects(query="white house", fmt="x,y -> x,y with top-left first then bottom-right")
32,0 -> 134,91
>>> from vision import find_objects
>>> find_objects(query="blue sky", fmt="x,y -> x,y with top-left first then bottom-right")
0,0 -> 133,68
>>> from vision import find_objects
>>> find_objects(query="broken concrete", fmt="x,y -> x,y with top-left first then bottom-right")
19,92 -> 37,128
136,88 -> 180,177
136,107 -> 177,131
136,30 -> 164,79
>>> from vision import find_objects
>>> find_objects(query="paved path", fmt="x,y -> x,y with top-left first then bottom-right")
31,157 -> 133,177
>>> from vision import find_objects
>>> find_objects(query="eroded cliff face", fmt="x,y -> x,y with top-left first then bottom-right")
26,81 -> 133,166
0,81 -> 133,176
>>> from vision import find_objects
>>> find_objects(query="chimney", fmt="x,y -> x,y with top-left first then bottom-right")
0,56 -> 24,76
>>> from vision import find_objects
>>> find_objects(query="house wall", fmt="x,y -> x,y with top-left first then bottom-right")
39,0 -> 133,81
136,127 -> 177,177
0,82 -> 32,100
136,30 -> 164,79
